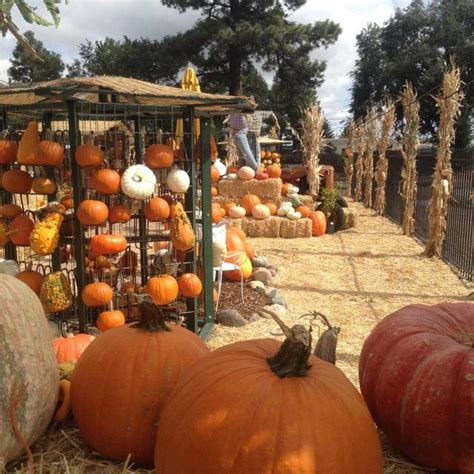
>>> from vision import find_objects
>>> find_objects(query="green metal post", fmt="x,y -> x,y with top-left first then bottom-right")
67,101 -> 87,332
199,118 -> 214,340
184,107 -> 198,332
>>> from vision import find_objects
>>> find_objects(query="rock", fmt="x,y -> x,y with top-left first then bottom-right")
251,256 -> 268,268
248,313 -> 260,323
260,304 -> 287,319
271,295 -> 287,308
267,265 -> 279,276
264,286 -> 277,296
249,280 -> 265,291
216,309 -> 247,327
268,268 -> 278,277
252,268 -> 273,286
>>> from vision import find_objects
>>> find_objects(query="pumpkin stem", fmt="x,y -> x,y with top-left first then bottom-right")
135,298 -> 171,332
267,311 -> 312,378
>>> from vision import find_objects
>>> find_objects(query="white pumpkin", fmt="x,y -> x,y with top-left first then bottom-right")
121,164 -> 156,200
237,166 -> 255,180
277,207 -> 288,217
228,206 -> 246,219
0,275 -> 59,462
226,173 -> 238,181
287,210 -> 302,220
167,168 -> 190,193
252,204 -> 271,220
281,201 -> 293,209
287,186 -> 299,196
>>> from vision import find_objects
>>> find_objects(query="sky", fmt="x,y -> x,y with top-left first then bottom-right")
0,0 -> 412,133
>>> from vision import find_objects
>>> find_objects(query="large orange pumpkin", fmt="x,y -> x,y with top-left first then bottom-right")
227,226 -> 247,242
9,215 -> 34,246
77,200 -> 109,226
108,204 -> 131,224
154,320 -> 383,473
82,281 -> 113,307
90,234 -> 128,255
91,169 -> 121,195
15,268 -> 45,296
359,303 -> 474,473
52,334 -> 95,364
144,197 -> 170,222
75,144 -> 104,167
96,310 -> 125,332
145,275 -> 179,305
35,141 -> 64,166
266,164 -> 282,178
239,194 -> 261,216
0,140 -> 18,164
71,299 -> 209,466
309,210 -> 327,236
144,144 -> 174,169
2,169 -> 33,194
178,273 -> 202,298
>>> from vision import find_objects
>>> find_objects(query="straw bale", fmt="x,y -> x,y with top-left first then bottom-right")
218,178 -> 282,201
212,196 -> 239,206
241,216 -> 281,238
279,218 -> 312,238
342,208 -> 358,229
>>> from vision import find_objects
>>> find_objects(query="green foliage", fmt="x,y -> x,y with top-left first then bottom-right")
8,30 -> 64,83
350,0 -> 473,147
320,186 -> 340,216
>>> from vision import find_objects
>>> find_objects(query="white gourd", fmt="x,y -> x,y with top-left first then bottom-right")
277,207 -> 288,217
228,206 -> 246,219
121,164 -> 156,200
167,168 -> 190,193
226,173 -> 238,181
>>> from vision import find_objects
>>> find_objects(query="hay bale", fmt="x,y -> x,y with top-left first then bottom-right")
218,178 -> 282,201
279,218 -> 312,238
213,196 -> 239,206
342,208 -> 358,229
242,216 -> 281,238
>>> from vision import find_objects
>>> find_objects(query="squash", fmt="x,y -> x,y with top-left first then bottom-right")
0,140 -> 18,164
0,275 -> 59,463
32,177 -> 56,195
108,204 -> 132,224
75,144 -> 104,167
2,169 -> 33,194
277,207 -> 288,217
9,215 -> 34,246
170,201 -> 195,251
52,334 -> 95,364
251,204 -> 271,220
144,144 -> 174,169
166,168 -> 190,193
178,273 -> 202,298
17,122 -> 39,165
359,302 -> 474,472
30,209 -> 63,255
145,274 -> 179,305
121,164 -> 156,200
71,298 -> 209,466
40,271 -> 73,313
281,183 -> 292,196
154,317 -> 383,473
35,141 -> 64,166
310,211 -> 326,236
144,198 -> 170,222
239,194 -> 261,216
228,206 -> 246,219
237,166 -> 255,180
226,173 -> 238,181
77,200 -> 109,226
91,168 -> 121,195
287,210 -> 301,220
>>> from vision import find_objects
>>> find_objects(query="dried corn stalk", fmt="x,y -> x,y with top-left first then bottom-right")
374,99 -> 395,215
364,108 -> 378,208
226,132 -> 239,167
425,65 -> 464,257
343,121 -> 355,196
400,83 -> 420,236
353,120 -> 365,202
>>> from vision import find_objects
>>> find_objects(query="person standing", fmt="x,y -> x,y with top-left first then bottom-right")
247,110 -> 281,165
228,113 -> 259,171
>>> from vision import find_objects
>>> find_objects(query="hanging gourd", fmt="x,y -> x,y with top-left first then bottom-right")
90,234 -> 128,255
2,169 -> 33,193
0,203 -> 22,219
35,141 -> 64,166
178,273 -> 202,298
75,144 -> 104,167
170,201 -> 195,251
121,164 -> 156,200
30,207 -> 64,255
0,139 -> 18,164
91,168 -> 121,195
77,200 -> 109,226
40,271 -> 73,313
9,215 -> 34,246
82,281 -> 113,307
108,204 -> 132,224
144,144 -> 174,169
145,274 -> 179,305
32,177 -> 56,195
17,121 -> 39,165
144,197 -> 170,222
166,168 -> 190,193
96,309 -> 126,332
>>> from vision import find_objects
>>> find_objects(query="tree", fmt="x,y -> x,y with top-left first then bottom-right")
8,30 -> 64,83
0,0 -> 68,60
323,118 -> 334,138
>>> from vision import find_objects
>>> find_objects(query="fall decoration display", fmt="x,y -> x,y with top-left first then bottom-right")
2,169 -> 33,194
75,144 -> 104,167
35,140 -> 64,166
170,201 -> 195,251
211,165 -> 220,184
237,166 -> 255,180
154,313 -> 383,473
144,197 -> 170,222
0,203 -> 22,219
144,144 -> 174,169
121,164 -> 156,200
108,204 -> 132,224
266,164 -> 281,178
240,193 -> 261,216
0,139 -> 18,163
77,200 -> 109,226
178,273 -> 202,298
40,272 -> 73,313
71,298 -> 209,466
15,266 -> 45,296
90,234 -> 128,255
310,211 -> 327,236
17,121 -> 39,165
52,334 -> 95,364
32,177 -> 56,195
251,204 -> 271,220
359,302 -> 474,472
82,281 -> 113,307
228,206 -> 246,219
145,274 -> 179,305
91,168 -> 121,195
0,275 -> 59,463
96,310 -> 125,332
9,215 -> 34,246
30,209 -> 63,255
166,168 -> 190,193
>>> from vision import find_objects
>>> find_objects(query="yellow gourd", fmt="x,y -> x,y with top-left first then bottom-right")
30,210 -> 63,255
40,271 -> 72,313
17,121 -> 39,165
0,218 -> 10,246
170,201 -> 195,251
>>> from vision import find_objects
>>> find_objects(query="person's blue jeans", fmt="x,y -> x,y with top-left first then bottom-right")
233,130 -> 258,171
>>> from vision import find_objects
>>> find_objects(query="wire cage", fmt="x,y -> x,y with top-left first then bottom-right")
0,76 -> 255,338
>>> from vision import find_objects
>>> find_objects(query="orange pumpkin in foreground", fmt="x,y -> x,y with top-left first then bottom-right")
154,321 -> 383,473
310,210 -> 327,236
144,144 -> 174,169
71,299 -> 209,467
52,334 -> 95,364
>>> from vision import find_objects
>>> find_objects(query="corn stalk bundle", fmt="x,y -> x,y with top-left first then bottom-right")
354,120 -> 365,202
363,109 -> 378,208
343,121 -> 355,196
425,65 -> 464,257
226,132 -> 239,167
374,99 -> 395,215
400,83 -> 420,237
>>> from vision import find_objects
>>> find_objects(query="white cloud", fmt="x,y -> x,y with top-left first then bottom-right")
0,0 -> 411,133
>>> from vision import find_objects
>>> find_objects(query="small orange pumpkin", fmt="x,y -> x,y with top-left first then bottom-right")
267,164 -> 282,178
310,211 -> 327,236
52,334 -> 95,363
211,165 -> 220,184
281,183 -> 292,196
296,205 -> 311,218
91,169 -> 121,195
32,177 -> 56,195
211,203 -> 223,223
60,195 -> 73,209
75,144 -> 104,167
145,275 -> 179,305
82,281 -> 113,307
211,186 -> 218,197
0,140 -> 18,164
77,200 -> 109,226
96,310 -> 125,332
108,204 -> 131,224
265,202 -> 278,215
2,169 -> 33,194
178,273 -> 202,298
9,215 -> 34,245
144,144 -> 174,169
144,198 -> 170,222
15,268 -> 45,296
